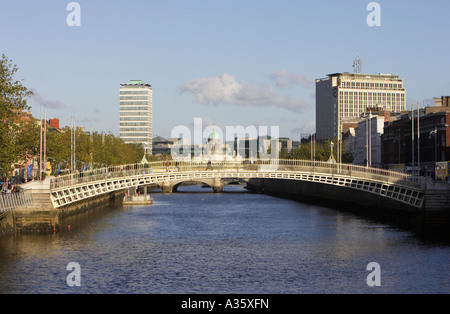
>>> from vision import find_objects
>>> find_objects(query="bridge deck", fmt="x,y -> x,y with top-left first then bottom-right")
46,160 -> 426,209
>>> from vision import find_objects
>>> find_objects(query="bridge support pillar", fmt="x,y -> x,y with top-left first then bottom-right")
162,181 -> 173,193
212,178 -> 224,193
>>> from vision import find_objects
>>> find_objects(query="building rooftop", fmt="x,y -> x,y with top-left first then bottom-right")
120,80 -> 152,88
326,72 -> 400,79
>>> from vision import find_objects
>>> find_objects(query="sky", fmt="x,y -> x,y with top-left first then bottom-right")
1,0 -> 450,140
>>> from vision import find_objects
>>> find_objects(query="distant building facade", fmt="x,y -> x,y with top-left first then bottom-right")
316,73 -> 406,141
433,96 -> 450,108
152,136 -> 175,155
119,80 -> 153,152
49,118 -> 60,131
352,111 -> 393,167
381,98 -> 450,174
279,137 -> 293,154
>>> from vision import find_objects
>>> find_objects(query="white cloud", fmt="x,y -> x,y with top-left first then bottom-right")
180,73 -> 310,113
30,88 -> 67,110
267,70 -> 314,89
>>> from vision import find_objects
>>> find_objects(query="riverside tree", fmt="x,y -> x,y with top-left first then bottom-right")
280,138 -> 354,163
0,54 -> 34,176
46,128 -> 146,174
1,54 -> 145,177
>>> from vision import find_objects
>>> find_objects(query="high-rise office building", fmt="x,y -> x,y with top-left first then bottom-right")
316,73 -> 406,141
119,80 -> 153,153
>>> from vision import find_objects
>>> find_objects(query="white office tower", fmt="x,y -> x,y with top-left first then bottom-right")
119,80 -> 153,153
316,73 -> 406,141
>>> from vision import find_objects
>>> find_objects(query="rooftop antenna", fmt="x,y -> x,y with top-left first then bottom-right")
353,55 -> 362,74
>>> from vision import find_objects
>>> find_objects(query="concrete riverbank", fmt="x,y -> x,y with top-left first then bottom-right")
0,188 -> 124,236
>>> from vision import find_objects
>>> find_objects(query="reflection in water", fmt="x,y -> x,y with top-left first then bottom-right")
1,185 -> 449,294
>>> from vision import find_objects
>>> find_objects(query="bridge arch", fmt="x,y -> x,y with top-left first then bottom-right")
168,178 -> 225,193
170,178 -> 246,193
172,181 -> 212,193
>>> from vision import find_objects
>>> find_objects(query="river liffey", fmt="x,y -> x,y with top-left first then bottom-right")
0,185 -> 449,294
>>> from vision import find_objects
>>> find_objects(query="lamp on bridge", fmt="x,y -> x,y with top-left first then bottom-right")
327,141 -> 336,163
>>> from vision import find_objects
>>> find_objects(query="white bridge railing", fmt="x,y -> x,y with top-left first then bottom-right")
49,159 -> 425,191
0,191 -> 34,214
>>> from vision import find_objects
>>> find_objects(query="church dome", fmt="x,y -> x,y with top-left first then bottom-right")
209,130 -> 220,140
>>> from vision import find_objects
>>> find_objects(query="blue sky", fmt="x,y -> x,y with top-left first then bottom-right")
1,0 -> 449,139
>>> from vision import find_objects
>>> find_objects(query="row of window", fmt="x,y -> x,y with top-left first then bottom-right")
120,117 -> 151,121
339,91 -> 405,100
120,112 -> 151,116
339,102 -> 405,109
339,103 -> 405,111
120,106 -> 150,111
121,139 -> 152,145
419,116 -> 446,127
120,133 -> 152,138
120,96 -> 150,100
120,101 -> 152,106
340,81 -> 403,90
120,91 -> 150,95
120,122 -> 151,127
120,127 -> 151,132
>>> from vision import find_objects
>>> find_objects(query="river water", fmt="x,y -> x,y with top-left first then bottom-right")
0,185 -> 449,294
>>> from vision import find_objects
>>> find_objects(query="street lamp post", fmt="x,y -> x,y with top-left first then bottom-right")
328,141 -> 336,163
429,127 -> 438,180
429,127 -> 437,162
39,104 -> 43,180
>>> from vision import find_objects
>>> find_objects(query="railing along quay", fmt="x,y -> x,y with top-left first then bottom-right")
49,159 -> 425,190
0,190 -> 34,214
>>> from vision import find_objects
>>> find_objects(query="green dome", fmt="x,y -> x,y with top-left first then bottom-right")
209,131 -> 220,140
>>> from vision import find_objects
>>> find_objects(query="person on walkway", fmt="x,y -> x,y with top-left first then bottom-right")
6,181 -> 13,194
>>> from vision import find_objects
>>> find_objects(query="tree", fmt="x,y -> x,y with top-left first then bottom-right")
281,138 -> 354,163
16,118 -> 40,159
0,54 -> 33,175
44,129 -> 145,174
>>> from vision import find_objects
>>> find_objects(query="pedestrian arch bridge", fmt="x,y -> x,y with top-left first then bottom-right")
46,159 -> 426,209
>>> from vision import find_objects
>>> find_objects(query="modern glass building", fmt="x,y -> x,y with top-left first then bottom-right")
119,80 -> 153,152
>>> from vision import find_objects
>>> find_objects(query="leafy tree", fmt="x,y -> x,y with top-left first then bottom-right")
281,138 -> 354,163
0,55 -> 149,177
16,118 -> 40,159
0,54 -> 33,175
45,129 -> 145,174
